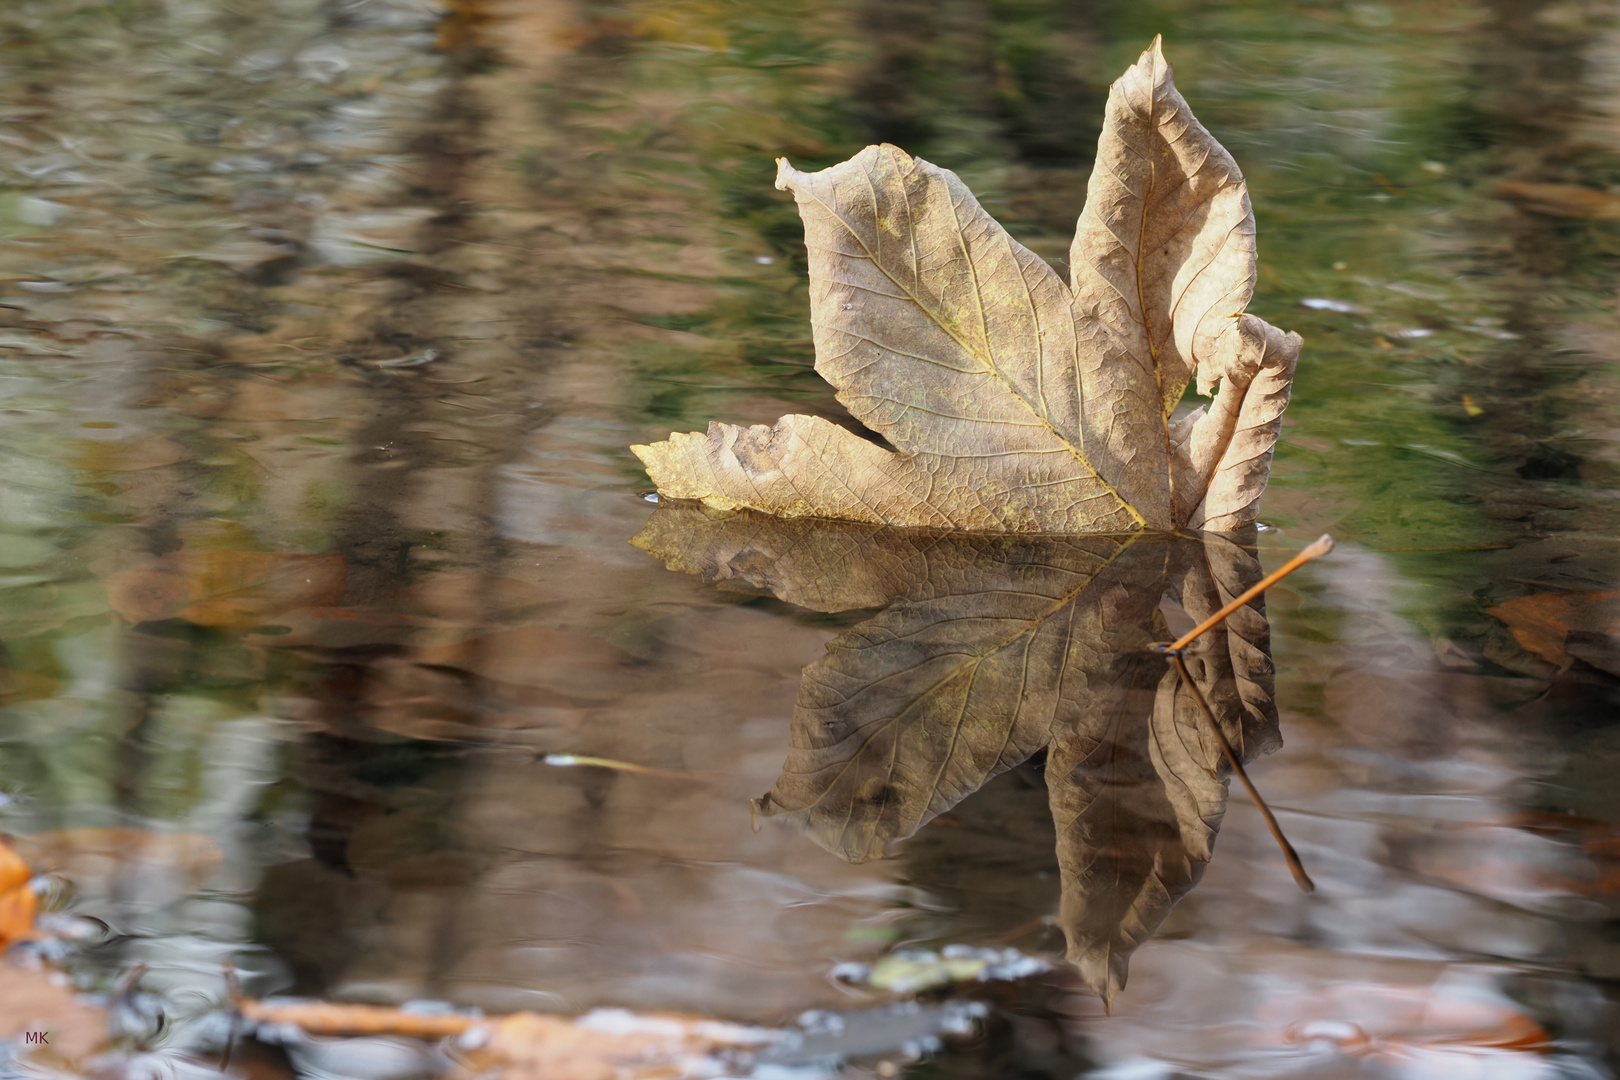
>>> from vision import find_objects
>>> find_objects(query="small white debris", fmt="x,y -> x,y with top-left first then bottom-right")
377,348 -> 438,368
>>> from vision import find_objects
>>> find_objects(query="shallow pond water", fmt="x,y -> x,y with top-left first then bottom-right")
2,0 -> 1620,1076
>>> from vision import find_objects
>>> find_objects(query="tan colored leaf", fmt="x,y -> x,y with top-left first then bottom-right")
632,500 -> 968,612
1052,533 -> 1278,1004
637,507 -> 1279,1000
1172,315 -> 1301,529
1069,41 -> 1280,516
633,38 -> 1298,533
1047,654 -> 1210,1008
758,533 -> 1143,862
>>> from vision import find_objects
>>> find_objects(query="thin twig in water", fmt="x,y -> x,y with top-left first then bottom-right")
220,960 -> 241,1073
1168,533 -> 1335,652
1156,532 -> 1336,894
540,753 -> 692,780
1164,649 -> 1315,894
110,962 -> 147,1007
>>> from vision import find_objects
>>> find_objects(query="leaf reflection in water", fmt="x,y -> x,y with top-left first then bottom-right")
633,504 -> 1287,1005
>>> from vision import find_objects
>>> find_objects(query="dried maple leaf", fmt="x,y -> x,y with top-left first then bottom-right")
632,38 -> 1299,533
633,503 -> 1279,1003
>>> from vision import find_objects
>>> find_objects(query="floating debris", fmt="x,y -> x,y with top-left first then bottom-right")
542,753 -> 691,780
377,348 -> 439,368
833,946 -> 1051,995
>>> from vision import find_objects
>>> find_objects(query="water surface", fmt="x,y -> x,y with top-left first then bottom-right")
2,0 -> 1619,1076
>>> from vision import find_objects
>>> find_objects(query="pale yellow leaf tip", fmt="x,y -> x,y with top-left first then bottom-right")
774,157 -> 795,192
1146,34 -> 1167,75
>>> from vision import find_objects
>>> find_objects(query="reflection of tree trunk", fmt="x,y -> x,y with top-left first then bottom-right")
1454,1 -> 1611,514
258,29 -> 564,999
852,0 -> 1104,168
848,0 -> 1106,277
853,0 -> 987,152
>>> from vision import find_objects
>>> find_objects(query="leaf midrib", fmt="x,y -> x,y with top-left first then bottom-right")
795,173 -> 1147,529
789,535 -> 1142,846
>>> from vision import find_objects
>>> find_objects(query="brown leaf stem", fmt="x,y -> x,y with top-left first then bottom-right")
1163,649 -> 1314,893
1156,533 -> 1334,893
1168,533 -> 1334,652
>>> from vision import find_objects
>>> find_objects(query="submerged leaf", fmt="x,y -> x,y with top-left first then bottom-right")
106,551 -> 346,627
1486,589 -> 1620,675
634,504 -> 1279,1000
633,38 -> 1299,533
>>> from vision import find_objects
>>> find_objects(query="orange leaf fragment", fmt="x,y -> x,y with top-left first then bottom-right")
1269,980 -> 1551,1065
235,999 -> 477,1039
1485,590 -> 1620,670
0,840 -> 35,947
